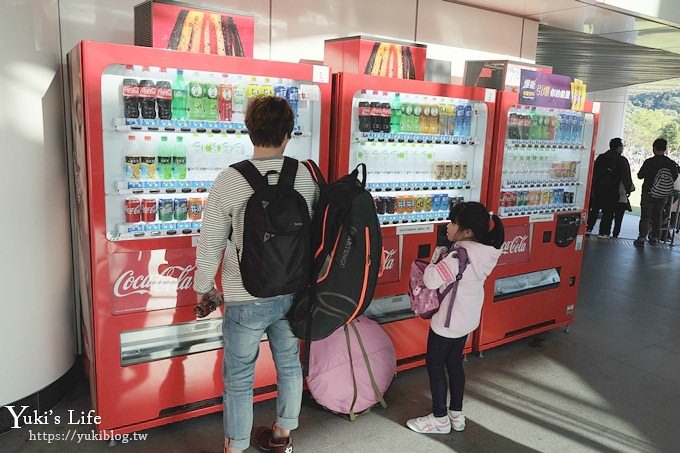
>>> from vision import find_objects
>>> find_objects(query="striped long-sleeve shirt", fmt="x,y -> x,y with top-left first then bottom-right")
193,156 -> 319,304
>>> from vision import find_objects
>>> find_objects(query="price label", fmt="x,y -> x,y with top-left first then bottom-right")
485,88 -> 496,103
312,65 -> 330,84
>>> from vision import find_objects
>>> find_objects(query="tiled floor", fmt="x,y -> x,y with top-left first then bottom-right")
3,235 -> 680,452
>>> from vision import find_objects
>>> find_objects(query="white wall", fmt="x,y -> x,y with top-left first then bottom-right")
1,0 -> 536,405
0,0 -> 75,406
588,87 -> 628,155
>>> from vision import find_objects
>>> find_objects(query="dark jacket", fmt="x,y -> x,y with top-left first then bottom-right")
591,150 -> 633,203
637,155 -> 679,194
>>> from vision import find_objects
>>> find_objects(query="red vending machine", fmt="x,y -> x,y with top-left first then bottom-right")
477,71 -> 598,353
68,41 -> 331,434
330,72 -> 496,370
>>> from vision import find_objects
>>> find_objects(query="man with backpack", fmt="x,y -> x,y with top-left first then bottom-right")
634,138 -> 678,247
193,96 -> 319,453
586,138 -> 633,238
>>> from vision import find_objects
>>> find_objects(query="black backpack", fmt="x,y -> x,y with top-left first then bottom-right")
595,154 -> 619,189
230,157 -> 311,298
287,161 -> 383,342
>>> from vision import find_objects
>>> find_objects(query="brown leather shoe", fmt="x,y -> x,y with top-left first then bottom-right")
254,426 -> 293,453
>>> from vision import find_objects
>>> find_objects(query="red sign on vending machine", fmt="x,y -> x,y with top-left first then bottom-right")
498,224 -> 530,265
108,248 -> 198,314
378,234 -> 400,284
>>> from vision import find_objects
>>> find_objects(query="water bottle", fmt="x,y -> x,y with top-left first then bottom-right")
286,86 -> 299,130
463,104 -> 473,138
454,105 -> 465,138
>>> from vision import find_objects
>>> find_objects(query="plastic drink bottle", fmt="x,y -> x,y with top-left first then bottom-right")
430,104 -> 440,134
156,81 -> 172,120
140,135 -> 156,179
171,69 -> 188,120
218,81 -> 233,122
454,105 -> 465,137
188,76 -> 204,120
463,104 -> 472,138
157,136 -> 173,180
122,65 -> 140,118
232,83 -> 246,123
286,86 -> 299,130
203,76 -> 219,121
390,93 -> 401,133
173,136 -> 187,180
246,78 -> 261,108
139,79 -> 157,119
124,135 -> 141,180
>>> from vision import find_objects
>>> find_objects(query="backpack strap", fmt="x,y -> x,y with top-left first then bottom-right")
279,156 -> 298,188
438,246 -> 470,328
349,321 -> 387,409
302,159 -> 327,186
344,325 -> 359,422
230,160 -> 266,191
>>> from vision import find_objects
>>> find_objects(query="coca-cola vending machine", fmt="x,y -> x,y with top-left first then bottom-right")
330,72 -> 496,370
68,41 -> 331,434
477,70 -> 598,353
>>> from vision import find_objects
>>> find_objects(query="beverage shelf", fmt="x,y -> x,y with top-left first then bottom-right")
367,180 -> 471,191
378,212 -> 450,225
505,139 -> 585,149
502,180 -> 580,189
113,118 -> 308,137
500,205 -> 581,217
113,221 -> 202,240
111,179 -> 212,195
355,131 -> 477,145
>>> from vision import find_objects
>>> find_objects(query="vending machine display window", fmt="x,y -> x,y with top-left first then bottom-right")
348,90 -> 489,226
498,106 -> 595,218
100,64 -> 323,241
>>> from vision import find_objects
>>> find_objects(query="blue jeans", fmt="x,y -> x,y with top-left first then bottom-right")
223,294 -> 302,450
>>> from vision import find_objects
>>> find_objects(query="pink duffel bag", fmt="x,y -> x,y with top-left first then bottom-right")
306,316 -> 396,420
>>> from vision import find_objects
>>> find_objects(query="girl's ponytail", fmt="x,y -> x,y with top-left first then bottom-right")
484,213 -> 505,249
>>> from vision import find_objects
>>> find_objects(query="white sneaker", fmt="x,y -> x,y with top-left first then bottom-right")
406,413 -> 451,434
447,410 -> 466,432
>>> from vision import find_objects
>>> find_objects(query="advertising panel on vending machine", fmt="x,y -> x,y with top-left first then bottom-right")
476,68 -> 599,352
68,40 -> 331,434
330,72 -> 496,369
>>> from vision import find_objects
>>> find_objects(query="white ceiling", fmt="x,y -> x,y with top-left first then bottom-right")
446,0 -> 680,53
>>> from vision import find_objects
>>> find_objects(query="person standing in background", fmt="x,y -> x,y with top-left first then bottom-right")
611,140 -> 635,238
634,138 -> 678,247
587,138 -> 631,238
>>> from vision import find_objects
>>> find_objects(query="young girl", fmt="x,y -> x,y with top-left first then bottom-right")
406,202 -> 504,434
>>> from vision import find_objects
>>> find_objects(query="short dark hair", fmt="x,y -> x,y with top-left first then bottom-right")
609,138 -> 623,150
448,201 -> 505,249
245,96 -> 294,147
653,138 -> 667,152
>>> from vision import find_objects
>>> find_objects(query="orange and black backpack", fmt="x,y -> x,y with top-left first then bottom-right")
287,161 -> 383,347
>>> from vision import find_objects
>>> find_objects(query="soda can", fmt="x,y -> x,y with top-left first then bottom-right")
414,196 -> 425,212
188,197 -> 204,221
439,194 -> 449,212
158,198 -> 174,222
375,197 -> 386,215
541,189 -> 553,206
174,198 -> 188,221
141,198 -> 157,222
124,198 -> 142,223
553,188 -> 564,204
386,196 -> 397,214
443,162 -> 454,180
460,161 -> 468,179
451,161 -> 461,180
125,155 -> 141,180
433,161 -> 446,180
424,194 -> 433,212
404,196 -> 415,213
432,193 -> 442,212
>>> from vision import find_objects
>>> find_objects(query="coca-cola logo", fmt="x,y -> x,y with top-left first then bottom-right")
124,205 -> 141,215
501,234 -> 528,255
157,87 -> 172,99
123,85 -> 139,97
139,86 -> 157,97
383,248 -> 397,271
113,265 -> 196,297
